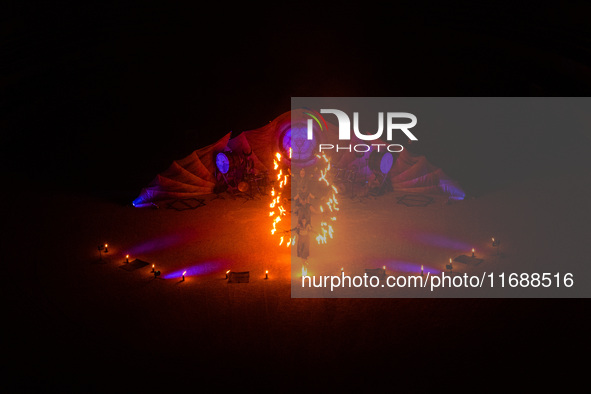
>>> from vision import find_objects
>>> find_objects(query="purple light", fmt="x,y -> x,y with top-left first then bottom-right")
286,125 -> 316,162
127,231 -> 200,255
382,260 -> 441,275
402,232 -> 472,252
162,261 -> 222,280
282,129 -> 291,151
380,152 -> 394,174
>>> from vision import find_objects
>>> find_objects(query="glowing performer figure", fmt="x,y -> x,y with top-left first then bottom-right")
293,167 -> 312,195
293,184 -> 315,224
296,217 -> 312,270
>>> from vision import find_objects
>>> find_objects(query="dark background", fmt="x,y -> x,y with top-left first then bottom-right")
3,1 -> 590,391
3,1 -> 591,199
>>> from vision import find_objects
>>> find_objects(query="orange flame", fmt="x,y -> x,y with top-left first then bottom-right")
269,151 -> 291,247
269,151 -> 339,249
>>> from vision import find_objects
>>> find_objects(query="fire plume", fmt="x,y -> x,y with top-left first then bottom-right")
270,152 -> 290,246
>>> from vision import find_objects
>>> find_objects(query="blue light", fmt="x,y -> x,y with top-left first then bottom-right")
216,152 -> 230,174
411,233 -> 472,251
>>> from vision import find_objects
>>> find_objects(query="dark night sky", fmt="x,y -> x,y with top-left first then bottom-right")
2,1 -> 591,197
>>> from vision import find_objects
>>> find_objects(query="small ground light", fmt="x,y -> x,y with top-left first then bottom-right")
341,267 -> 344,275
125,254 -> 129,263
151,264 -> 155,273
446,258 -> 453,273
265,270 -> 268,279
225,270 -> 230,279
421,265 -> 424,276
471,248 -> 475,257
492,237 -> 501,255
104,244 -> 109,253
182,271 -> 186,281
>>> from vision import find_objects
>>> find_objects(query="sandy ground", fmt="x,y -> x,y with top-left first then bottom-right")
4,169 -> 590,391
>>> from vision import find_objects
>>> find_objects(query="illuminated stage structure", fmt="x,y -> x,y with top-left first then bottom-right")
132,109 -> 465,208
